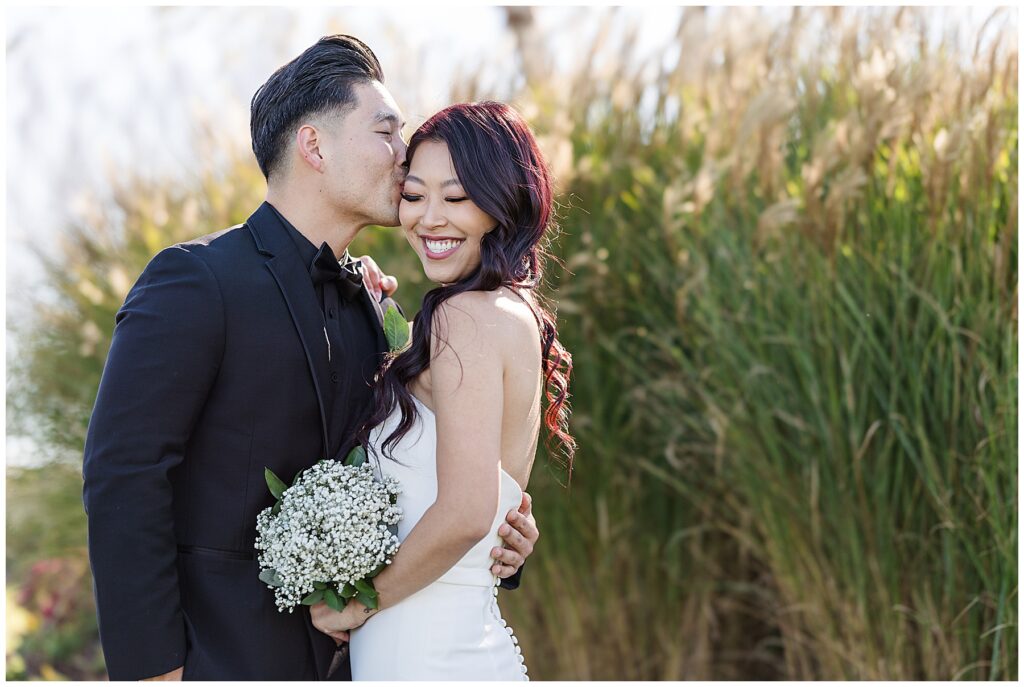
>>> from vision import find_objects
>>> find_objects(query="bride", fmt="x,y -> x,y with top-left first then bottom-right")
310,101 -> 575,680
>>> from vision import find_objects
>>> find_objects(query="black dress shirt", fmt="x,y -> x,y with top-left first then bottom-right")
269,204 -> 381,462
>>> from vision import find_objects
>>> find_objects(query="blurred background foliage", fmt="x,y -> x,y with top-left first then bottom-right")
6,6 -> 1017,680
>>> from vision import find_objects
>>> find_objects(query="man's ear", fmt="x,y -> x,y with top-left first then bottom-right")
296,124 -> 324,172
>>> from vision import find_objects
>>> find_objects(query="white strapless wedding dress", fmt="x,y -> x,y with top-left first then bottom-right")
349,395 -> 530,681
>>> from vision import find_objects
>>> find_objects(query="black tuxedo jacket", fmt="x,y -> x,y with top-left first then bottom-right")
82,202 -> 522,680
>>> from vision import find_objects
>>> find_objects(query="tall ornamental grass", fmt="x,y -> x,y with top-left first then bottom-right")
488,7 -> 1017,680
7,6 -> 1016,680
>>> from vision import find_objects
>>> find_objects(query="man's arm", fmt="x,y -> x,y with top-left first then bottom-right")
83,246 -> 225,680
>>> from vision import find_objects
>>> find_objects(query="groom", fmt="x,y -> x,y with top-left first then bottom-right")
82,35 -> 538,681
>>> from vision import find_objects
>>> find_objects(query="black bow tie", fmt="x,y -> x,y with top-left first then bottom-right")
310,243 -> 364,302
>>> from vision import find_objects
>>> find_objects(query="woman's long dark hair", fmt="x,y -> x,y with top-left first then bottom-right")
357,101 -> 576,477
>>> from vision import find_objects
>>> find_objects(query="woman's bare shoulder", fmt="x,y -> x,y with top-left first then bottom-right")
435,289 -> 537,336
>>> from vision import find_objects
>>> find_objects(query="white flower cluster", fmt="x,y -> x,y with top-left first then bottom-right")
254,460 -> 402,612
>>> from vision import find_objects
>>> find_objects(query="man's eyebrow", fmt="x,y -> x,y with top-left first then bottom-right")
373,111 -> 405,129
404,175 -> 462,188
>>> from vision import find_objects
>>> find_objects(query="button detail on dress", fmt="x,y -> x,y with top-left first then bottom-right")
489,585 -> 528,680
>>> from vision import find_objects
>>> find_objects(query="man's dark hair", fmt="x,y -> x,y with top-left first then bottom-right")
250,34 -> 384,180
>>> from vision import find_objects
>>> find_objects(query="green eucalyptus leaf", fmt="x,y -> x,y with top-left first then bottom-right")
271,501 -> 281,516
324,587 -> 343,612
264,468 -> 288,500
301,589 -> 324,605
259,569 -> 283,588
368,562 -> 386,578
344,445 -> 367,468
384,305 -> 410,351
340,583 -> 357,599
313,581 -> 327,590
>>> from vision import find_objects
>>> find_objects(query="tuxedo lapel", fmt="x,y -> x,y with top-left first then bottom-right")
247,203 -> 395,680
246,203 -> 331,457
361,289 -> 391,354
248,203 -> 338,679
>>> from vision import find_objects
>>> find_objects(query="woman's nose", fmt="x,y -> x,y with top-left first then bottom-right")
420,199 -> 447,228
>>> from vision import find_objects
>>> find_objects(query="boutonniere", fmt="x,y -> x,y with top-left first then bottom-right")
383,304 -> 410,353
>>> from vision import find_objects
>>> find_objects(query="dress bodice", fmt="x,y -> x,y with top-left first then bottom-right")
367,394 -> 524,586
353,395 -> 530,680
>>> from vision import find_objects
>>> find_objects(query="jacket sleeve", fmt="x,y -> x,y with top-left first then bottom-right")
499,561 -> 524,591
82,245 -> 225,680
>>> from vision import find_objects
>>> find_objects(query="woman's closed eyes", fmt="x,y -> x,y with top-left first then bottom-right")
400,193 -> 468,203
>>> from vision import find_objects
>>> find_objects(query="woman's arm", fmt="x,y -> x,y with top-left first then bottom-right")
312,293 -> 506,634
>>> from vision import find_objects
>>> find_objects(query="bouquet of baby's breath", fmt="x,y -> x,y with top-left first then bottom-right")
255,445 -> 402,613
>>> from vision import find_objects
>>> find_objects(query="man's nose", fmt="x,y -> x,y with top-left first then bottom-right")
394,136 -> 409,164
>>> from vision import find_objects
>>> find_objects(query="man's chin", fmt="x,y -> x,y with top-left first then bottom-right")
373,208 -> 401,228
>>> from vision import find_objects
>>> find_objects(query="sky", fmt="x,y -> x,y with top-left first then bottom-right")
5,4 -> 1007,297
5,5 -> 693,302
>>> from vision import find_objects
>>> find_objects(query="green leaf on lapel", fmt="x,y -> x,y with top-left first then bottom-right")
383,304 -> 410,352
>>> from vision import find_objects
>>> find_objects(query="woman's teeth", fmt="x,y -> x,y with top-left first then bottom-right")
424,238 -> 464,256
